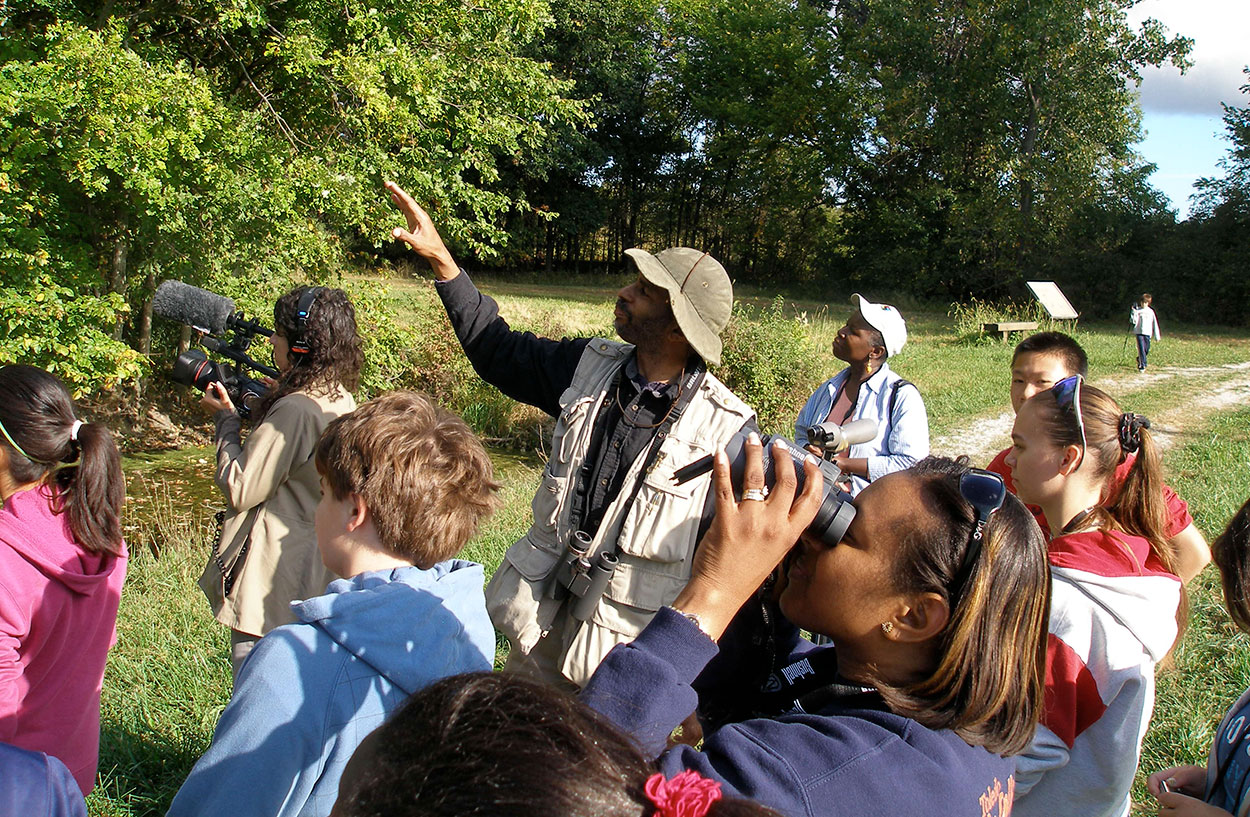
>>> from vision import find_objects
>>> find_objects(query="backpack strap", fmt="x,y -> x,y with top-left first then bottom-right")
886,378 -> 916,425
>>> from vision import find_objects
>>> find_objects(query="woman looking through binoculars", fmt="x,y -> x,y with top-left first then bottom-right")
198,285 -> 362,679
580,437 -> 1050,817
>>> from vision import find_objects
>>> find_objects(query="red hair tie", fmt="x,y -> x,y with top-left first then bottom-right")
645,770 -> 723,817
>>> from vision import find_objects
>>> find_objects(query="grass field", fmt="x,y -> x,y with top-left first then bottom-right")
88,273 -> 1250,815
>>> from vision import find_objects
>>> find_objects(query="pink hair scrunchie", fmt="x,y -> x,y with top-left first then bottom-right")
644,770 -> 723,817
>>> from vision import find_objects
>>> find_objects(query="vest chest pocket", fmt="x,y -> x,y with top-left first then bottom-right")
548,395 -> 598,477
530,470 -> 568,536
615,435 -> 710,564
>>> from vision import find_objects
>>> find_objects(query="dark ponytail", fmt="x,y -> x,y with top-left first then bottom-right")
0,365 -> 124,555
1213,496 -> 1250,632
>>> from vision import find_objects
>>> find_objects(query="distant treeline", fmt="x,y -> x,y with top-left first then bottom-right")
1,1 -> 1248,394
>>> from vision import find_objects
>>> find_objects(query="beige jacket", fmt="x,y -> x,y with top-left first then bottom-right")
486,339 -> 753,688
199,387 -> 356,637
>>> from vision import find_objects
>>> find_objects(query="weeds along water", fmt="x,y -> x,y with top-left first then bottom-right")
94,284 -> 1250,816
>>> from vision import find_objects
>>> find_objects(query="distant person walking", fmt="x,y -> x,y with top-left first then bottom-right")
1130,293 -> 1161,372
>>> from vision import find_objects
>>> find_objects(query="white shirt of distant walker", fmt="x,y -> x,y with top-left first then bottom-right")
1131,303 -> 1161,340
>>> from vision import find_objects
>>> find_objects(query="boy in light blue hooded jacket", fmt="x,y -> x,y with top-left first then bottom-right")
170,391 -> 500,817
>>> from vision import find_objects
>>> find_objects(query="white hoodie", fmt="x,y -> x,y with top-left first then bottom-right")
1013,529 -> 1181,817
1131,305 -> 1161,340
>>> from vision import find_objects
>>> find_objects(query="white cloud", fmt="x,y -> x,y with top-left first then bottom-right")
1127,0 -> 1250,116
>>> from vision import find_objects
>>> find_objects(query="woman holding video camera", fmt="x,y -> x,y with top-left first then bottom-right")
199,286 -> 362,678
580,439 -> 1050,817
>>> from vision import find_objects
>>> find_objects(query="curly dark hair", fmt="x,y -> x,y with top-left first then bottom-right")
252,286 -> 363,421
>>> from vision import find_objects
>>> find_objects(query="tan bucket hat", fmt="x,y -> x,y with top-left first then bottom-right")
623,247 -> 733,365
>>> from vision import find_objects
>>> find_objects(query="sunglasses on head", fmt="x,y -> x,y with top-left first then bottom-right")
1050,374 -> 1087,466
951,469 -> 1007,600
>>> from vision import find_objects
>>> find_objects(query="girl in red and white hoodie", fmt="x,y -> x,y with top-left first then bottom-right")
1005,374 -> 1183,817
0,365 -> 127,796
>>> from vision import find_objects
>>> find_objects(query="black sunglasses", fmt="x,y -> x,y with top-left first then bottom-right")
951,469 -> 1007,598
1050,374 -> 1087,466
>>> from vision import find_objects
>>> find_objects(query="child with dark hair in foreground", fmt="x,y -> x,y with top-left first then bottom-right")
1148,496 -> 1250,816
332,672 -> 779,817
171,391 -> 500,817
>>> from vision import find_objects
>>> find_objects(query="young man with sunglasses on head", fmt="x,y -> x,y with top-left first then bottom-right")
385,182 -> 756,692
985,331 -> 1209,582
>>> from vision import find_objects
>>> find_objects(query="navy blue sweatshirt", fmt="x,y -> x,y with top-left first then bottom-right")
581,607 -> 1018,817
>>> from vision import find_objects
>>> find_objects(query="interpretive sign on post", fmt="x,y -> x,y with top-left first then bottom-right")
1026,281 -> 1079,320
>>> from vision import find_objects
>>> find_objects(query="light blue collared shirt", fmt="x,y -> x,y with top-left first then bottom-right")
794,362 -> 930,495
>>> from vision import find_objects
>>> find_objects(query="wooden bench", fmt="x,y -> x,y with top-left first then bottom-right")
981,321 -> 1039,342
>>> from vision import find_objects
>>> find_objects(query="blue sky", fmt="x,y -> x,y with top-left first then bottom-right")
1128,0 -> 1249,219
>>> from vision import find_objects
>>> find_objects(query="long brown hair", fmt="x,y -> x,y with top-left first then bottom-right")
0,365 -> 124,555
875,457 -> 1050,757
252,286 -> 363,421
1033,382 -> 1176,573
1030,382 -> 1187,647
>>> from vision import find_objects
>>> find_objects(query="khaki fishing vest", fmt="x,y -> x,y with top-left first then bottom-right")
485,339 -> 754,688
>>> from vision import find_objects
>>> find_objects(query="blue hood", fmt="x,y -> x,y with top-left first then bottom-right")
291,560 -> 494,695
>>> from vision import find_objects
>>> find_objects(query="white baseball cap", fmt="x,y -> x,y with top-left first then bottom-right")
852,294 -> 907,357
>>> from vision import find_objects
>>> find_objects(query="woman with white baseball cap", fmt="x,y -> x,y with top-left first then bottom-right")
794,294 -> 930,495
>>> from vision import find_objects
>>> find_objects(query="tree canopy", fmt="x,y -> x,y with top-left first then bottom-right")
3,0 -> 1247,396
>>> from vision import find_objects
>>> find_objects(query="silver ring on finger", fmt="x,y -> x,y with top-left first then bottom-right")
742,487 -> 769,502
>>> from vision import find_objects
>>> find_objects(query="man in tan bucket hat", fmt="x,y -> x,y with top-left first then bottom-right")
386,182 -> 756,690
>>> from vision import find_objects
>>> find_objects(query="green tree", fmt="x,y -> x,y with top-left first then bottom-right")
836,0 -> 1191,297
1,2 -> 585,393
0,22 -> 326,391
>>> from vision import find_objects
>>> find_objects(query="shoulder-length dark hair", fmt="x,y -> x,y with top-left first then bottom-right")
0,365 -> 124,555
252,286 -> 363,421
335,672 -> 778,817
873,457 -> 1050,757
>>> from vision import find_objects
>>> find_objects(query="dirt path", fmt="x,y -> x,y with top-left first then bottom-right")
933,361 -> 1250,464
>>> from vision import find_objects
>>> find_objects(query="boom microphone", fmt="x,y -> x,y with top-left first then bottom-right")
152,281 -> 272,337
153,281 -> 235,335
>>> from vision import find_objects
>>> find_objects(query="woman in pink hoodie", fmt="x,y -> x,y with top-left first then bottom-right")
0,365 -> 127,795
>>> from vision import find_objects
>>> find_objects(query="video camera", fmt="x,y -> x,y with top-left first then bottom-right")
153,281 -> 279,419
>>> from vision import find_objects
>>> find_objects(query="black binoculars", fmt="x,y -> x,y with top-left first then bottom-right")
545,531 -> 619,622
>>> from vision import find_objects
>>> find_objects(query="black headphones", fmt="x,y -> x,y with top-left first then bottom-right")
288,286 -> 325,358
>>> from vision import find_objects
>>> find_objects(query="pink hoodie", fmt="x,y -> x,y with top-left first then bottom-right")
0,485 -> 127,795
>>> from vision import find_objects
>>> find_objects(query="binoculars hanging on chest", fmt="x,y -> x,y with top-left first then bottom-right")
546,531 -> 619,622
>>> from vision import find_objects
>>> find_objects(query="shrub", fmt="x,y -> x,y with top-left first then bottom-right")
948,297 -> 1061,343
717,297 -> 822,435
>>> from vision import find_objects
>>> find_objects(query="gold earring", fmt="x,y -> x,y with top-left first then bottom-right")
881,621 -> 894,635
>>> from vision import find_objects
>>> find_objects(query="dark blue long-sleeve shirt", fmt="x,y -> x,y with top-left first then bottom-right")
581,607 -> 1018,817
